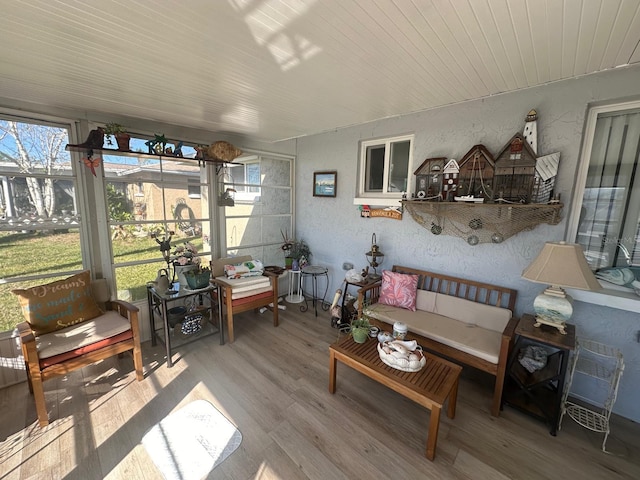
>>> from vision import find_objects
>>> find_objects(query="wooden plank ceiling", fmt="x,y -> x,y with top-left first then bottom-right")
0,0 -> 638,143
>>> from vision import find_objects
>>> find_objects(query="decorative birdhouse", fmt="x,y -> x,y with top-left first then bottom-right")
442,158 -> 460,201
523,109 -> 538,154
413,157 -> 446,200
532,152 -> 560,203
457,145 -> 495,201
493,133 -> 537,203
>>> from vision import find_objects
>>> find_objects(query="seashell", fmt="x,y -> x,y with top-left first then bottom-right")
390,351 -> 408,360
390,343 -> 409,355
390,340 -> 417,351
408,353 -> 419,362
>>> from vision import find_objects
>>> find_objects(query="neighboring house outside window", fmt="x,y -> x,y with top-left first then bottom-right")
354,134 -> 414,204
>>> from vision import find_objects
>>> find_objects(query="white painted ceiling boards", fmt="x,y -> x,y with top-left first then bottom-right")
1,0 -> 639,142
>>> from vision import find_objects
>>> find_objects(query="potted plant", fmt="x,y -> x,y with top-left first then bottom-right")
289,239 -> 311,270
103,122 -> 131,151
350,316 -> 371,343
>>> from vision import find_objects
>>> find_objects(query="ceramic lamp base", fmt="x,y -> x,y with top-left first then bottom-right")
532,286 -> 573,335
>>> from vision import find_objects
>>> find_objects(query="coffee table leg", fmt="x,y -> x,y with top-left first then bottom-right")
447,378 -> 459,419
426,405 -> 441,460
329,349 -> 337,393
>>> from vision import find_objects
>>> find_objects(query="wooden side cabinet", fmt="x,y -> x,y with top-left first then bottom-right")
501,314 -> 576,435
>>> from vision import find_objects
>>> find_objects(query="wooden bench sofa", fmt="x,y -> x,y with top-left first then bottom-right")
357,265 -> 518,416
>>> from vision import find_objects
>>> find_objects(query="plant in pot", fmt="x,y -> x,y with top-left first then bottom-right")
289,239 -> 311,271
103,122 -> 131,151
350,316 -> 371,343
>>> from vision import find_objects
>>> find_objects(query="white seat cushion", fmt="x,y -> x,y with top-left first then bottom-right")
36,311 -> 131,359
367,303 -> 503,364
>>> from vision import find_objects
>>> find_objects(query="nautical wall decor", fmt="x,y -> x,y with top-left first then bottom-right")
414,157 -> 446,200
493,133 -> 537,203
456,145 -> 495,202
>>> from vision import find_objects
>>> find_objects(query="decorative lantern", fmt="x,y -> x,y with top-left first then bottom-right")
365,233 -> 385,281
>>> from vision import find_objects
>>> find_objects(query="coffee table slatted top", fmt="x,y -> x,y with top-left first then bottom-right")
330,335 -> 461,409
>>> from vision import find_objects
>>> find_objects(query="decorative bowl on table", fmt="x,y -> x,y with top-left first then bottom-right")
377,340 -> 426,372
184,270 -> 211,289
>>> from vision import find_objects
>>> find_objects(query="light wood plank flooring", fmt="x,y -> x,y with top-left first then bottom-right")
1,305 -> 639,479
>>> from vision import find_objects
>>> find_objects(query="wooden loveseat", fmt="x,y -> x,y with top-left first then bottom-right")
14,271 -> 143,427
358,266 -> 518,416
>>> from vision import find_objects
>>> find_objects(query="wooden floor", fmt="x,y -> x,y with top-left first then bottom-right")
1,305 -> 639,480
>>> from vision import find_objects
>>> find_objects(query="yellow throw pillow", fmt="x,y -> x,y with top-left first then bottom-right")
12,270 -> 103,335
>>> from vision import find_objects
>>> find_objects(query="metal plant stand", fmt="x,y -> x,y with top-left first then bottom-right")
559,338 -> 625,452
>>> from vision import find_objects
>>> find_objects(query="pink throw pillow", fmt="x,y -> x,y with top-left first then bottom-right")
378,270 -> 419,311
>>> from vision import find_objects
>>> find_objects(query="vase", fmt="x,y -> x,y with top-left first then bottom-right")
174,264 -> 196,289
285,257 -> 293,269
292,259 -> 300,271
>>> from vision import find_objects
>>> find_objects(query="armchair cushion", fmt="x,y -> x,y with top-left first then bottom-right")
12,270 -> 103,335
36,310 -> 132,360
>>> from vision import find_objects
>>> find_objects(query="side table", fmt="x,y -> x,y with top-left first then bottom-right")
300,265 -> 329,316
501,313 -> 575,435
147,285 -> 222,368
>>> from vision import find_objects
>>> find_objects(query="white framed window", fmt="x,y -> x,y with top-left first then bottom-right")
568,101 -> 640,275
354,134 -> 414,204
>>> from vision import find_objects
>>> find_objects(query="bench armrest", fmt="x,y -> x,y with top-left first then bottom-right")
357,280 -> 382,318
17,321 -> 35,345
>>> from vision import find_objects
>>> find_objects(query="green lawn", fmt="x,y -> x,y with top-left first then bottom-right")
0,231 -> 204,332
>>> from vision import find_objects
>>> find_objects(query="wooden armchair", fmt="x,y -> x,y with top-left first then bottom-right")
211,256 -> 279,343
15,275 -> 143,427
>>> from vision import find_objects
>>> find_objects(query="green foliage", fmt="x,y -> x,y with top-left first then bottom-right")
0,230 -> 205,332
289,239 -> 311,260
106,183 -> 133,221
103,123 -> 127,146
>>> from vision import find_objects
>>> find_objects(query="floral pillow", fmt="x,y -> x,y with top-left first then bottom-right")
378,270 -> 419,311
12,270 -> 103,335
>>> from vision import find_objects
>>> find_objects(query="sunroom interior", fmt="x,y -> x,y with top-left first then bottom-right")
1,1 -> 640,478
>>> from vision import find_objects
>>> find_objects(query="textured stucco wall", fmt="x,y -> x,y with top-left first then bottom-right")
289,65 -> 640,421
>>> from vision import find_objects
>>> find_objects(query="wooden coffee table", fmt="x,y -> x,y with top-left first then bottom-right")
329,335 -> 462,460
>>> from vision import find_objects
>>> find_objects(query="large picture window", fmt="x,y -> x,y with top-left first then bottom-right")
355,134 -> 414,204
0,115 -> 83,332
568,101 -> 640,273
103,137 -> 213,302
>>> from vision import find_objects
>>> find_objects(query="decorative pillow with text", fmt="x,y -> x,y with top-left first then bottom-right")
378,270 -> 419,311
12,270 -> 103,335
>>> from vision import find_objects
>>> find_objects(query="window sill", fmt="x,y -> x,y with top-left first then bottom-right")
353,196 -> 403,206
567,286 -> 640,313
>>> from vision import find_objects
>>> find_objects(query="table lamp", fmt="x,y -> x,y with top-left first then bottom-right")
521,241 -> 601,334
365,233 -> 385,281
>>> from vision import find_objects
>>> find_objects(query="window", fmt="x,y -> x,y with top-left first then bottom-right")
0,115 -> 84,332
103,136 -> 213,302
568,101 -> 640,272
355,134 -> 414,204
221,154 -> 293,265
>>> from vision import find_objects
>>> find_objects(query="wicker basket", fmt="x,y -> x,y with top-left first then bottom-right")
377,341 -> 426,372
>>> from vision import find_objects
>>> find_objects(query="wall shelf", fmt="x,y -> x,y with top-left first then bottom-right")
65,144 -> 228,166
402,200 -> 563,244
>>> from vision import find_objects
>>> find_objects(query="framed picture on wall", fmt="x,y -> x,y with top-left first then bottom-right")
313,171 -> 337,197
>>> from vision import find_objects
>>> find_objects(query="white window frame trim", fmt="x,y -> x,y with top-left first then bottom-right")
565,99 -> 640,313
354,134 -> 414,205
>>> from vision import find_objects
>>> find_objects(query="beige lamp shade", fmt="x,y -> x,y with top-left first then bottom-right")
522,241 -> 602,291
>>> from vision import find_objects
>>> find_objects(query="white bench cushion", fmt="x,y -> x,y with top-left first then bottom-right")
434,293 -> 512,333
367,302 -> 505,364
36,310 -> 131,359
